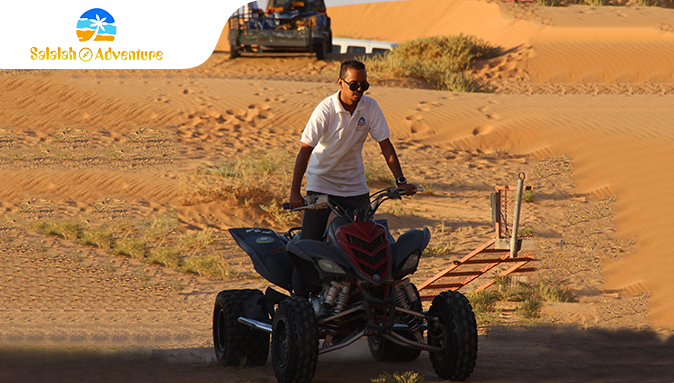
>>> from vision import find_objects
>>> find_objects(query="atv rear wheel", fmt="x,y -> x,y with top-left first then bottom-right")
428,290 -> 478,381
272,296 -> 318,383
213,289 -> 269,367
368,283 -> 422,362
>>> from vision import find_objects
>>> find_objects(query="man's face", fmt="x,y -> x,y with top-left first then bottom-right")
339,68 -> 367,103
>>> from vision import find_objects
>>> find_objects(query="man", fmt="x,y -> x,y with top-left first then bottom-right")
289,60 -> 416,241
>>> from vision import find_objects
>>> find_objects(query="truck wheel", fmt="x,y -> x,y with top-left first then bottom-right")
368,283 -> 422,361
272,296 -> 318,383
428,290 -> 478,381
213,289 -> 270,367
314,40 -> 327,60
230,44 -> 240,59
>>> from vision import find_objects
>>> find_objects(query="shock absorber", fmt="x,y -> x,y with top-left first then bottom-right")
324,281 -> 351,334
334,281 -> 351,314
395,278 -> 421,333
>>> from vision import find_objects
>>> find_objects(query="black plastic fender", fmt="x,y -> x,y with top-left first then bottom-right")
229,228 -> 294,292
392,227 -> 431,272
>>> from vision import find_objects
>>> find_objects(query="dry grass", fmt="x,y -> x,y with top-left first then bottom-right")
363,35 -> 502,92
179,150 -> 298,225
112,237 -> 146,260
26,213 -> 246,280
78,228 -> 112,249
422,242 -> 455,257
180,255 -> 239,279
32,221 -> 79,241
371,371 -> 425,383
147,246 -> 181,268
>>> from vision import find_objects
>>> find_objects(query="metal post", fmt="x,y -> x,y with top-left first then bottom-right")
510,173 -> 525,258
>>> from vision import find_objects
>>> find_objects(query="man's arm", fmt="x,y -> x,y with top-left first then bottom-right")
289,143 -> 315,208
378,138 -> 416,195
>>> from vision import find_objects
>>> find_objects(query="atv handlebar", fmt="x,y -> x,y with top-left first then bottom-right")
282,186 -> 423,218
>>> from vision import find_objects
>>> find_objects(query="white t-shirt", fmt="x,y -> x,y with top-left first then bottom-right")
301,91 -> 391,197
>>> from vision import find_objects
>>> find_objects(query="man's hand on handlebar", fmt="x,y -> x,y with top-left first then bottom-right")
289,190 -> 306,209
398,183 -> 418,196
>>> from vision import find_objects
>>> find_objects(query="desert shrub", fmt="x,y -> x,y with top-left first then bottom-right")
517,297 -> 543,319
635,0 -> 659,5
260,199 -> 299,225
181,255 -> 238,279
364,35 -> 501,92
179,228 -> 216,254
518,226 -> 534,237
419,183 -> 436,196
423,242 -> 454,257
147,246 -> 181,268
467,290 -> 501,326
179,151 -> 295,220
143,213 -> 177,244
494,276 -> 534,301
534,280 -> 577,302
79,229 -> 112,249
33,221 -> 79,241
371,371 -> 424,383
364,161 -> 393,185
466,290 -> 500,313
112,238 -> 146,260
538,0 -> 566,5
522,190 -> 534,203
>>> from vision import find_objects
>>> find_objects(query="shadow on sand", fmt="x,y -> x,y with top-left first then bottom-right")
2,325 -> 673,383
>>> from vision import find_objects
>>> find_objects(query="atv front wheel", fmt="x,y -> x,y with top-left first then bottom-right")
213,289 -> 269,367
272,296 -> 318,383
428,290 -> 478,381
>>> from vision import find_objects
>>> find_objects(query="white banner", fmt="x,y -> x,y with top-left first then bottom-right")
0,0 -> 249,69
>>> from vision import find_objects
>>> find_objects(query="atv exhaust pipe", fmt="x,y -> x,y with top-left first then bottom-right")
238,317 -> 272,333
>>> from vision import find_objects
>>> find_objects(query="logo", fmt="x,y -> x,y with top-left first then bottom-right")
30,6 -> 163,63
356,117 -> 367,131
77,8 -> 117,42
255,236 -> 276,244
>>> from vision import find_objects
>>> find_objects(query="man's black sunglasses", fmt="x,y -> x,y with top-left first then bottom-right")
341,79 -> 370,92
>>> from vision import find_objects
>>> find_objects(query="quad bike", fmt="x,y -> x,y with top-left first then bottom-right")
213,187 -> 478,383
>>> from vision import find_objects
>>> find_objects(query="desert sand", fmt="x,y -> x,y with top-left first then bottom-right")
3,0 -> 674,381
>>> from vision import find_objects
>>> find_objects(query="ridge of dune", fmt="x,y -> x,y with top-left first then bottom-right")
328,0 -> 545,48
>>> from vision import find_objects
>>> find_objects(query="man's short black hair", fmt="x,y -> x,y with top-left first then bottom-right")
340,60 -> 366,79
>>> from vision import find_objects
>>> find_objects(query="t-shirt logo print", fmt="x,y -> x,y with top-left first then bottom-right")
77,8 -> 117,42
356,117 -> 367,131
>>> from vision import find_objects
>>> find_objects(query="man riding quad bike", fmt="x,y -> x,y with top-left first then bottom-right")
212,187 -> 478,383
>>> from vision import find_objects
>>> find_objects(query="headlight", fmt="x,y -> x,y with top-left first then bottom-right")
318,259 -> 346,275
400,254 -> 419,272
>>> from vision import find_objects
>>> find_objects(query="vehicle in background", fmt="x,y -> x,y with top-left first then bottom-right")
228,0 -> 332,60
331,38 -> 397,55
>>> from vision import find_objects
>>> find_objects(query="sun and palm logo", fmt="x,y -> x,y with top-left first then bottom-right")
76,8 -> 116,42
